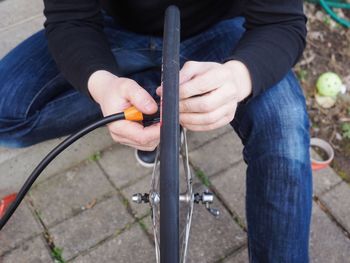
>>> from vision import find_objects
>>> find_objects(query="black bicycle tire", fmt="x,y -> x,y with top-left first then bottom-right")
159,5 -> 181,263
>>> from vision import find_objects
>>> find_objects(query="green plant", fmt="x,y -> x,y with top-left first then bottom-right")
195,169 -> 210,187
341,123 -> 350,139
323,15 -> 331,26
88,151 -> 101,162
296,69 -> 308,82
51,247 -> 66,263
138,218 -> 148,232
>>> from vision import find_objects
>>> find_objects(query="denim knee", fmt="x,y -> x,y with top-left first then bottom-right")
234,72 -> 310,164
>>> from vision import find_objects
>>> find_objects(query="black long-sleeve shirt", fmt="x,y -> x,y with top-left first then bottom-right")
43,0 -> 307,97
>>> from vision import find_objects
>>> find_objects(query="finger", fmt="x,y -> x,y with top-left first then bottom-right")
180,103 -> 235,125
120,141 -> 158,151
110,133 -> 159,151
118,141 -> 159,151
179,68 -> 226,99
179,84 -> 234,113
112,133 -> 160,148
180,61 -> 217,84
109,120 -> 160,145
157,62 -> 218,97
183,114 -> 235,131
120,80 -> 158,114
156,86 -> 162,96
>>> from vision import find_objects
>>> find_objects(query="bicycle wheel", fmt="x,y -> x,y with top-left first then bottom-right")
159,5 -> 181,263
132,6 -> 196,262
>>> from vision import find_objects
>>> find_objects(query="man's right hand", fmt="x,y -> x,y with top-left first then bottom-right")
88,70 -> 160,151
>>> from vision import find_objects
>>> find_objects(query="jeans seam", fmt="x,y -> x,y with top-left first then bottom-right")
25,73 -> 61,118
46,90 -> 80,106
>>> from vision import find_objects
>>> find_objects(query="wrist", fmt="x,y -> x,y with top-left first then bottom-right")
224,60 -> 252,101
88,70 -> 117,104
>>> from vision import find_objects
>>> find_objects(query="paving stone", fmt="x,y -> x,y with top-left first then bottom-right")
72,224 -> 156,263
210,160 -> 247,224
222,248 -> 248,263
186,184 -> 246,263
29,162 -> 115,226
0,15 -> 44,59
98,145 -> 153,189
310,202 -> 350,263
0,235 -> 53,263
187,125 -> 233,151
0,147 -> 26,164
0,0 -> 43,29
0,127 -> 114,196
50,195 -> 133,260
319,182 -> 350,233
311,150 -> 342,196
139,213 -> 153,236
312,166 -> 342,196
121,173 -> 153,218
189,132 -> 243,177
0,201 -> 42,255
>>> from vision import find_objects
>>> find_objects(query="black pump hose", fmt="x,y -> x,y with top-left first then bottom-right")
0,112 -> 125,230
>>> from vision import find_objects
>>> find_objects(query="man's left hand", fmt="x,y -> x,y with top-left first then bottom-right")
157,60 -> 252,131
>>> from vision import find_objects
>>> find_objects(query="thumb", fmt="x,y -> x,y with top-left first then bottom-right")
122,81 -> 158,114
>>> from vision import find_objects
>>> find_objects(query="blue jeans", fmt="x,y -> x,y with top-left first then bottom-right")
0,14 -> 312,262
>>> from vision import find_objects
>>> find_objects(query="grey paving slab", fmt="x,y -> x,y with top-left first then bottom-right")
49,195 -> 133,260
0,235 -> 53,263
98,145 -> 152,189
210,160 -> 247,224
186,184 -> 246,263
138,214 -> 153,235
0,128 -> 114,196
0,147 -> 26,164
0,0 -> 43,29
72,224 -> 156,263
0,15 -> 44,59
187,125 -> 233,151
222,248 -> 248,263
121,173 -> 153,218
319,182 -> 350,233
310,202 -> 350,263
312,166 -> 342,196
0,201 -> 42,255
311,150 -> 342,196
189,132 -> 243,177
29,161 -> 115,227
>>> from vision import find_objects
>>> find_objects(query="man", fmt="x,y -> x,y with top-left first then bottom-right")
0,0 -> 312,262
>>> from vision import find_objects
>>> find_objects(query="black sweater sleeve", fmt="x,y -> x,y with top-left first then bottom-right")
228,0 -> 307,97
43,0 -> 118,95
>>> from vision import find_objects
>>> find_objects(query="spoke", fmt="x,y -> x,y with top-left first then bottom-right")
180,129 -> 194,263
151,147 -> 160,190
152,209 -> 160,263
150,147 -> 161,263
